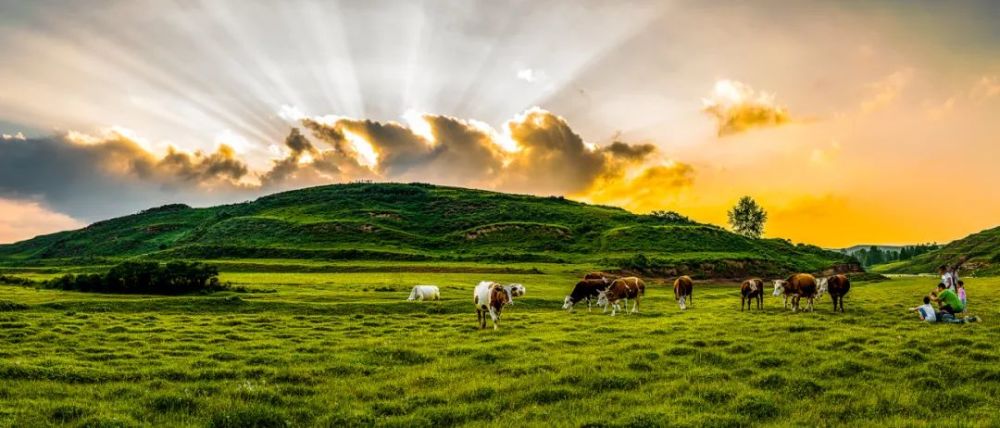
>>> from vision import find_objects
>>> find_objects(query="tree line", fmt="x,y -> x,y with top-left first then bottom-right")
45,261 -> 227,294
849,244 -> 939,267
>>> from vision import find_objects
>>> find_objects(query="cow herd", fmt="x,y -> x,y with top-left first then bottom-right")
405,272 -> 852,330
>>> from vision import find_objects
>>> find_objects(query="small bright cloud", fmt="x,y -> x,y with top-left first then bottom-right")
278,104 -> 306,122
702,79 -> 791,136
970,75 -> 1000,100
1,132 -> 26,141
860,69 -> 914,113
516,68 -> 547,83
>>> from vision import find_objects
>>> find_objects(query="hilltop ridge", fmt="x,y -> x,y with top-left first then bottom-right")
0,182 -> 856,277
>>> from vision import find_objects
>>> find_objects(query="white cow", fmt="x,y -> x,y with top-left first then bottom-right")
815,277 -> 829,300
407,285 -> 440,301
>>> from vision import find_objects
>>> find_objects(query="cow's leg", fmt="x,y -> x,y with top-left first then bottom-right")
623,298 -> 629,315
489,307 -> 499,330
587,297 -> 592,313
759,294 -> 763,310
782,295 -> 788,309
476,308 -> 483,329
632,297 -> 639,314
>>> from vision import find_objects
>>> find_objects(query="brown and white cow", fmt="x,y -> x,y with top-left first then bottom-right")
473,281 -> 512,330
823,274 -> 851,312
740,278 -> 764,311
596,277 -> 645,316
772,273 -> 817,312
562,279 -> 612,312
673,276 -> 694,310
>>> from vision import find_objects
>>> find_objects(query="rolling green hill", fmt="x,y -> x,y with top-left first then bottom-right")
876,225 -> 1000,276
0,183 -> 856,277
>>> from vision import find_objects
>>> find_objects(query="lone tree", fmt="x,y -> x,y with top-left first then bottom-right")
728,196 -> 767,239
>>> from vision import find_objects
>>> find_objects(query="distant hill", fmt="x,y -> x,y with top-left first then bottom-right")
876,225 -> 1000,276
839,245 -> 905,254
0,183 -> 856,277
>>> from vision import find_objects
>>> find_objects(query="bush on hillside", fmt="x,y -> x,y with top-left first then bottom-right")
45,261 -> 227,295
0,275 -> 37,286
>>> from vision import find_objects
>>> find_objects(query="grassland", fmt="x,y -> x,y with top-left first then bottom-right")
1,263 -> 998,427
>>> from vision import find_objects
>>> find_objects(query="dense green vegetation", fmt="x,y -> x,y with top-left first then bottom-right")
878,226 -> 1000,275
42,261 -> 225,295
844,244 -> 939,267
0,183 -> 855,278
0,266 -> 996,427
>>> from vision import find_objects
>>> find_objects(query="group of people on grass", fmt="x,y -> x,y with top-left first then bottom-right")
910,260 -> 981,324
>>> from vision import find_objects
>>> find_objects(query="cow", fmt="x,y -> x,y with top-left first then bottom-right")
673,276 -> 694,310
562,279 -> 611,312
825,274 -> 851,312
596,277 -> 645,316
740,278 -> 764,311
815,276 -> 829,300
473,281 -> 512,330
407,285 -> 440,301
772,273 -> 818,312
505,283 -> 526,301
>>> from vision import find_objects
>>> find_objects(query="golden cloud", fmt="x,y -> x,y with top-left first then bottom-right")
702,79 -> 792,136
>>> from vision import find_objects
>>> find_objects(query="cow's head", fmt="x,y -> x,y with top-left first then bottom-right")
816,277 -> 829,299
562,295 -> 575,310
772,280 -> 788,296
678,296 -> 687,310
507,284 -> 526,298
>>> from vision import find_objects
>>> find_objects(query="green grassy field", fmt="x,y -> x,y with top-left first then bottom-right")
1,266 -> 998,427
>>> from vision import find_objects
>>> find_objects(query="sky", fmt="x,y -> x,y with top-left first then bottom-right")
0,0 -> 998,247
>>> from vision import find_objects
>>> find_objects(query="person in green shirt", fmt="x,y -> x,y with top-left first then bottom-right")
933,283 -> 965,315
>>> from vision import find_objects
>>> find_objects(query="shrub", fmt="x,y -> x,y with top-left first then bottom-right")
44,261 -> 226,295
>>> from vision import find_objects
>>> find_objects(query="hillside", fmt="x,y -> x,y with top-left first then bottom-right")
0,183 -> 856,277
877,225 -> 1000,276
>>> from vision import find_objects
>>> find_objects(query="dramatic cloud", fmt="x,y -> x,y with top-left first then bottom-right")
0,108 -> 690,230
702,80 -> 792,136
0,130 -> 254,220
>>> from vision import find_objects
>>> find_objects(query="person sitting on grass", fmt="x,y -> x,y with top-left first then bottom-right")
910,296 -> 980,324
931,283 -> 965,315
911,296 -> 937,322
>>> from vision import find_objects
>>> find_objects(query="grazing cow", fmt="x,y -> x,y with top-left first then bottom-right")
562,279 -> 611,312
473,281 -> 512,330
407,285 -> 440,301
825,274 -> 851,312
772,273 -> 818,312
740,278 -> 764,311
596,277 -> 645,316
673,276 -> 694,310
